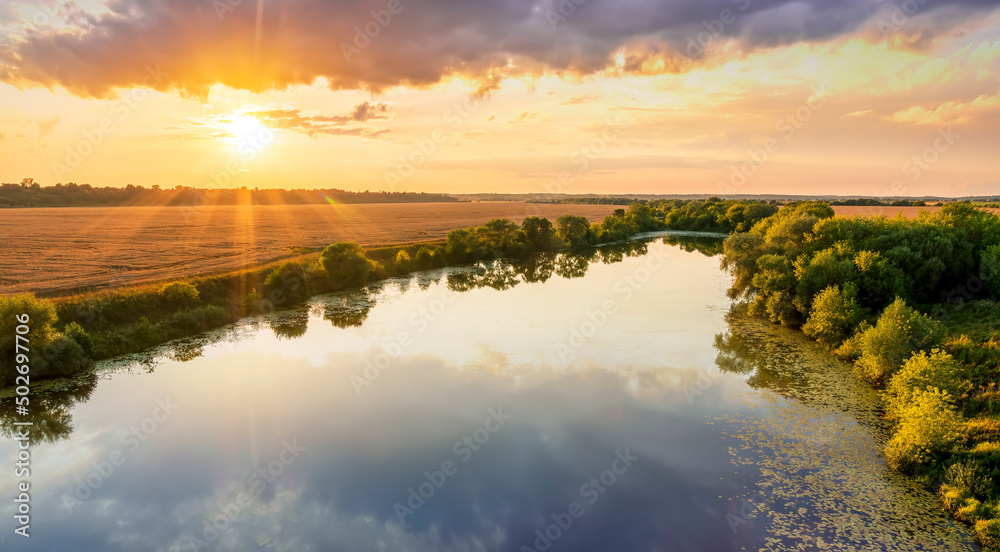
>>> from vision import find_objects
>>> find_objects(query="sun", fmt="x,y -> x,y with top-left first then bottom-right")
221,114 -> 274,153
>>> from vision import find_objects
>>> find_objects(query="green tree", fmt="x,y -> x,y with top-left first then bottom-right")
520,216 -> 558,251
321,242 -> 375,290
802,283 -> 864,348
474,219 -> 528,257
556,215 -> 592,248
749,254 -> 797,324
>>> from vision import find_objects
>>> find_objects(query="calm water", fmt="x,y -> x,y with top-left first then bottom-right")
0,235 -> 980,551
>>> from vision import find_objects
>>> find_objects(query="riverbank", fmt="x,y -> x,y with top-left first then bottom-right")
719,200 -> 1000,549
1,199 -> 777,388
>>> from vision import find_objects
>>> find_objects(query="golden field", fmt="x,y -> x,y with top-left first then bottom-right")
0,202 -> 617,296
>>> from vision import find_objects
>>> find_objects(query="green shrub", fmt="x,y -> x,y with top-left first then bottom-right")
394,250 -> 413,274
834,320 -> 871,361
884,349 -> 963,422
853,251 -> 908,310
0,294 -> 63,384
167,306 -> 230,334
158,282 -> 201,308
263,261 -> 311,307
33,333 -> 90,379
974,518 -> 1000,550
414,246 -> 436,269
321,242 -> 375,290
983,244 -> 1000,298
855,298 -> 942,386
0,293 -> 58,354
802,283 -> 864,348
884,388 -> 962,472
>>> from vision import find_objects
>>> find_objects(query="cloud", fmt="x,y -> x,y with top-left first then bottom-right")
559,94 -> 599,105
244,102 -> 392,138
508,112 -> 539,123
0,0 -> 996,98
33,115 -> 61,140
888,93 -> 1000,124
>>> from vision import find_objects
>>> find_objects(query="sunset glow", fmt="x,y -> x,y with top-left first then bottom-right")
0,1 -> 996,195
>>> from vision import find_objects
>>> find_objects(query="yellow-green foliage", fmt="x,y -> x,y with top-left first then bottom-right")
833,320 -> 870,361
854,298 -> 942,386
394,250 -> 412,272
975,518 -> 1000,550
883,349 -> 962,422
802,283 -> 864,348
158,281 -> 200,306
0,293 -> 58,353
0,293 -> 91,383
965,417 -> 1000,442
884,388 -> 962,472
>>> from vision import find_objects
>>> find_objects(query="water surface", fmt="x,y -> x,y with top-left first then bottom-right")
0,235 -> 979,551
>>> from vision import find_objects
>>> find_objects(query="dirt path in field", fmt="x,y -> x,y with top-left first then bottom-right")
0,202 -> 618,296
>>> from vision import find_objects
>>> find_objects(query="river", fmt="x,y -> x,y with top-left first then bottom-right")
0,234 -> 980,551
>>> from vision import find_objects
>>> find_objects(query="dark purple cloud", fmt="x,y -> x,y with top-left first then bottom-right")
0,0 -> 997,97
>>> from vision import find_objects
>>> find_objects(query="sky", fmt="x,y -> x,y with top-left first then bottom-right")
0,0 -> 998,196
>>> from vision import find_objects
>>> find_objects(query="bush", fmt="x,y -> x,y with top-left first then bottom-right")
0,294 -> 63,384
834,320 -> 871,362
167,306 -> 230,334
884,349 -> 962,422
158,282 -> 201,309
321,242 -> 375,290
855,298 -> 942,386
414,246 -> 436,269
263,261 -> 311,308
884,388 -> 962,472
394,250 -> 413,274
33,333 -> 90,379
802,283 -> 864,348
983,244 -> 1000,298
974,518 -> 1000,550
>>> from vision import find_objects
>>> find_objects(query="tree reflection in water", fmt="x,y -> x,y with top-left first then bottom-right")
5,234 -> 722,443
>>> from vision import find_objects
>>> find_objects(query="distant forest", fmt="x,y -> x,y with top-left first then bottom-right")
0,179 -> 459,207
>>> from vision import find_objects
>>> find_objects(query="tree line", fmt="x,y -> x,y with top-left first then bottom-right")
0,179 -> 458,207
